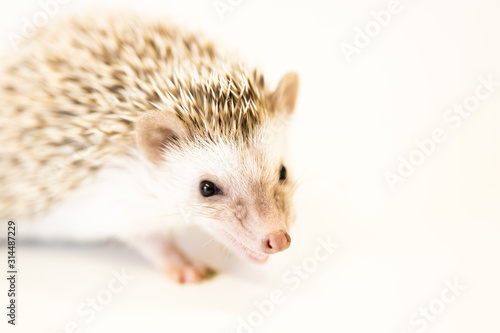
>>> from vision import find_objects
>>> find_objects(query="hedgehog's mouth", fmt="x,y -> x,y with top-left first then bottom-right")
238,242 -> 269,263
220,230 -> 269,264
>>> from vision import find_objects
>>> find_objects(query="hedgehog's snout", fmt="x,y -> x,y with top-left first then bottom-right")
262,230 -> 291,254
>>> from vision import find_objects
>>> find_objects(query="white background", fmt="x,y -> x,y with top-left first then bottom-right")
1,0 -> 499,332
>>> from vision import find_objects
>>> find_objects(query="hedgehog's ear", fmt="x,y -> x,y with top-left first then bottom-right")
269,72 -> 299,116
136,111 -> 187,164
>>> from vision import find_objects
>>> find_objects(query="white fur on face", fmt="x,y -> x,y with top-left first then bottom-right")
159,119 -> 296,253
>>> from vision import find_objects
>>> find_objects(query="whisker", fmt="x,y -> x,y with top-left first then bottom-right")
181,204 -> 220,211
202,236 -> 216,247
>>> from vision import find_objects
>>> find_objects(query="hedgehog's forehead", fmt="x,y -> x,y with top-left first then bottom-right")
187,126 -> 283,183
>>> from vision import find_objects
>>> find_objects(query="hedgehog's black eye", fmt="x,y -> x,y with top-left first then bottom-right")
279,164 -> 287,181
200,180 -> 222,197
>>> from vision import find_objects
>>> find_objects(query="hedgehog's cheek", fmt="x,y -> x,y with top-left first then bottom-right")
135,110 -> 187,164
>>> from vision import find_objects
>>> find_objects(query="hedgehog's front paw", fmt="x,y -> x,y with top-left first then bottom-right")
165,263 -> 216,283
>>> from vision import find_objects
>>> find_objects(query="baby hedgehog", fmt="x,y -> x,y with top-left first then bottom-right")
0,13 -> 299,283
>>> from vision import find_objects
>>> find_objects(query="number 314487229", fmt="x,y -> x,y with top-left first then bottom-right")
7,221 -> 16,269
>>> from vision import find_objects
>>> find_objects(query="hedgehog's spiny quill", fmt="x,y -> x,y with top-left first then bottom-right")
0,13 -> 271,220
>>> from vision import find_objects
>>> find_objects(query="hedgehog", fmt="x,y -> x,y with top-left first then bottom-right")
0,12 -> 299,283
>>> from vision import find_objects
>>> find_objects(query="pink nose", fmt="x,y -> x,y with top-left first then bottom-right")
263,231 -> 291,254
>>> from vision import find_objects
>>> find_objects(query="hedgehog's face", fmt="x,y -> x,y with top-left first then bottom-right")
136,72 -> 299,263
183,133 -> 297,263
